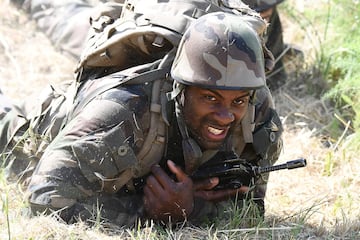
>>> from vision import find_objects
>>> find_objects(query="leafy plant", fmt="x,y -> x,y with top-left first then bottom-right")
284,0 -> 360,148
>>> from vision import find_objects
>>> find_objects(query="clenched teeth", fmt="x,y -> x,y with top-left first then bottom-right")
208,126 -> 224,135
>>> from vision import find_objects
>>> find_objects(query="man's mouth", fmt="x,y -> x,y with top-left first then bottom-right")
207,126 -> 225,135
192,124 -> 231,149
205,125 -> 230,142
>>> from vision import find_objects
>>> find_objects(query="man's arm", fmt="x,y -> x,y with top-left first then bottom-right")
18,0 -> 95,59
15,1 -> 125,60
26,90 -> 148,226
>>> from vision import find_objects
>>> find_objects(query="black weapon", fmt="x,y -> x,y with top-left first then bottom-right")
191,158 -> 307,190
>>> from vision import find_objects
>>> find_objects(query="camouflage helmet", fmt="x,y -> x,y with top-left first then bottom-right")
241,0 -> 285,12
171,12 -> 266,90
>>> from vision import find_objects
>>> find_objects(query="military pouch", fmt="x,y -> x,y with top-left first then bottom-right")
252,108 -> 283,159
71,116 -> 138,193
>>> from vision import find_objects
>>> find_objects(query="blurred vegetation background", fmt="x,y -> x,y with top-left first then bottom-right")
283,0 -> 360,150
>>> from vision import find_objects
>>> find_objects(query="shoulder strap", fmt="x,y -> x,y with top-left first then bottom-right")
132,50 -> 176,177
70,60 -> 167,120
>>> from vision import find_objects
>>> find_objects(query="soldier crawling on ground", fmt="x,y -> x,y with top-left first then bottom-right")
1,1 -> 283,227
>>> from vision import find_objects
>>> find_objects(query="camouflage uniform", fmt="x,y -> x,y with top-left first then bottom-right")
0,4 -> 283,227
242,0 -> 287,90
17,0 -> 96,59
14,1 -> 127,60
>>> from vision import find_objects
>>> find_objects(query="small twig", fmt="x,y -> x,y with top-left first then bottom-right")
283,92 -> 302,107
333,118 -> 351,151
334,113 -> 355,132
217,225 -> 302,233
275,44 -> 292,65
293,112 -> 325,129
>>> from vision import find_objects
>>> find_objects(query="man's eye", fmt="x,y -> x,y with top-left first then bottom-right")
205,95 -> 216,101
233,98 -> 247,105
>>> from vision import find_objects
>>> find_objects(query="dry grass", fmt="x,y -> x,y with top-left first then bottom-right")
1,0 -> 359,239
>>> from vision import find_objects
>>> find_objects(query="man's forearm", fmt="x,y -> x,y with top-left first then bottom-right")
22,0 -> 94,59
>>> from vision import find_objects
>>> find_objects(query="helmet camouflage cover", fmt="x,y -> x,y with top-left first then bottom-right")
171,12 -> 266,90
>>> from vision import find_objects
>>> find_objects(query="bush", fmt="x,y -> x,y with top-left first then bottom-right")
321,0 -> 360,150
283,0 -> 360,149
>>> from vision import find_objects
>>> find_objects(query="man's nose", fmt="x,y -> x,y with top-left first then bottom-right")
213,107 -> 235,125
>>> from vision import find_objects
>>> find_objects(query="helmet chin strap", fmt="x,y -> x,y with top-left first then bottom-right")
174,91 -> 203,175
168,83 -> 203,174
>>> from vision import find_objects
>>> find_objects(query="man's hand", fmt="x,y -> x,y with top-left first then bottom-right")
143,160 -> 249,222
143,160 -> 194,222
193,177 -> 249,202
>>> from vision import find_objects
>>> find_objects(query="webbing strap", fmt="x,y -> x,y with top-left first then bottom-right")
70,66 -> 168,119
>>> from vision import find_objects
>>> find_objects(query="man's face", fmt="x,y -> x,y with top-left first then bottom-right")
183,86 -> 250,150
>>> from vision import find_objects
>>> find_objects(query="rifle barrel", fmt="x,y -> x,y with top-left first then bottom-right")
256,158 -> 307,174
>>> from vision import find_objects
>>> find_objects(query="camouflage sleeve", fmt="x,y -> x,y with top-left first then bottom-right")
264,7 -> 287,89
0,106 -> 30,180
21,0 -> 93,59
20,0 -> 125,60
265,8 -> 285,63
27,89 -> 149,226
0,82 -> 72,183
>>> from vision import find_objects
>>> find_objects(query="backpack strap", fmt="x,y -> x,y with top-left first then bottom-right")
132,50 -> 175,177
69,60 -> 167,120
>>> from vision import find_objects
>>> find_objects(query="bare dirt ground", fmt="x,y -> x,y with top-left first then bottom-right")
1,0 -> 359,238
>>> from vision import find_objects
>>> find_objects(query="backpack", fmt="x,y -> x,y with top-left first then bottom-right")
74,0 -> 267,81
